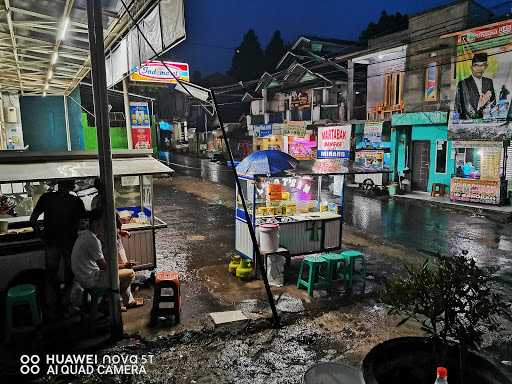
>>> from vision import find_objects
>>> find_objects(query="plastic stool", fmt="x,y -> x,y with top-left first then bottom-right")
297,256 -> 330,296
341,250 -> 367,294
82,287 -> 110,336
321,253 -> 350,289
5,284 -> 41,340
151,271 -> 181,326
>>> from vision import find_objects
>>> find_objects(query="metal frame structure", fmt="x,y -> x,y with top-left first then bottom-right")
0,0 -> 155,96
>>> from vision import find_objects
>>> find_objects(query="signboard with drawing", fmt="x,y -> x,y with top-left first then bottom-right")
130,61 -> 190,84
129,102 -> 152,149
317,125 -> 351,159
425,62 -> 438,101
288,137 -> 316,160
358,122 -> 383,150
448,20 -> 512,139
290,90 -> 311,109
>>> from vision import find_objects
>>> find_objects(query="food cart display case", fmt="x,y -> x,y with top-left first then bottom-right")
235,159 -> 389,259
450,141 -> 508,205
0,151 -> 172,293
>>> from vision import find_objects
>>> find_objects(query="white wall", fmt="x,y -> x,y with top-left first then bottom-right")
0,92 -> 24,150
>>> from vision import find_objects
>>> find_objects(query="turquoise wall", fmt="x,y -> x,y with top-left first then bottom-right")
392,124 -> 454,192
20,88 -> 84,151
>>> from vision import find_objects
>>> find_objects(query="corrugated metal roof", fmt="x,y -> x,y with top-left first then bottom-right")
0,0 -> 153,96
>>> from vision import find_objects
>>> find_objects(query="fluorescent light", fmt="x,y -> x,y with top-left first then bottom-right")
51,52 -> 58,64
59,17 -> 70,41
48,69 -> 53,80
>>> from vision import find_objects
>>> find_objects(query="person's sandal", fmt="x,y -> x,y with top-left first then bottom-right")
121,305 -> 127,312
126,297 -> 144,309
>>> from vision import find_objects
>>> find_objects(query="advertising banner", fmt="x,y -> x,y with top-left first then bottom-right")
130,61 -> 189,84
288,137 -> 316,160
130,102 -> 152,149
358,121 -> 383,149
448,20 -> 512,139
450,178 -> 501,204
282,121 -> 307,137
425,62 -> 438,101
254,124 -> 273,138
317,125 -> 351,159
355,150 -> 384,169
290,90 -> 311,109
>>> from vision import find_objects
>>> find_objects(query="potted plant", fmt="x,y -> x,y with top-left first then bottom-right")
363,255 -> 512,384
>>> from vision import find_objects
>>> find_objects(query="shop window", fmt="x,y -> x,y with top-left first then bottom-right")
435,140 -> 447,173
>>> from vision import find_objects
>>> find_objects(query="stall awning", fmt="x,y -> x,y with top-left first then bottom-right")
0,156 -> 173,182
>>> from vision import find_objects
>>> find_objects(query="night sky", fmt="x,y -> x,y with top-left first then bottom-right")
165,0 -> 501,76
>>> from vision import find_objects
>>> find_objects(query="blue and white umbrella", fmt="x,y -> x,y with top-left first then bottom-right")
236,150 -> 298,176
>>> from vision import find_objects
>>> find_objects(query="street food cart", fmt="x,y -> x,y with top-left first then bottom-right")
0,150 -> 172,293
235,158 -> 388,259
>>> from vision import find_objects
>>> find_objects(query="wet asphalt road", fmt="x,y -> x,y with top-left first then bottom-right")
165,153 -> 512,277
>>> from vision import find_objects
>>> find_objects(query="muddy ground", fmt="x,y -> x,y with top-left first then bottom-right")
47,176 -> 512,382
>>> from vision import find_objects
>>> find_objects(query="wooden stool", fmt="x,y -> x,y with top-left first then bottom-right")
151,271 -> 181,326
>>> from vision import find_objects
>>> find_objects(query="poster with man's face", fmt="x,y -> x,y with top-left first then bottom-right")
449,20 -> 512,139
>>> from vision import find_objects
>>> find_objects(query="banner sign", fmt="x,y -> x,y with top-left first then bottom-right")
355,150 -> 384,169
254,124 -> 273,138
448,20 -> 512,139
129,102 -> 152,149
290,90 -> 311,109
360,121 -> 383,149
425,62 -> 438,101
450,178 -> 501,205
317,125 -> 351,159
288,137 -> 316,160
130,61 -> 189,84
282,121 -> 307,137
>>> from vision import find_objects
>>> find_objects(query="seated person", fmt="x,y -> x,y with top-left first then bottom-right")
117,234 -> 143,311
70,210 -> 142,310
70,209 -> 107,307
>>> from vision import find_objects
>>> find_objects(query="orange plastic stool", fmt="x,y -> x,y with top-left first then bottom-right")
150,271 -> 181,325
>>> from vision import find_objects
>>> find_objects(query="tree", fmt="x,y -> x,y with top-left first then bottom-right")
191,70 -> 202,84
264,30 -> 286,72
228,29 -> 265,82
359,10 -> 408,43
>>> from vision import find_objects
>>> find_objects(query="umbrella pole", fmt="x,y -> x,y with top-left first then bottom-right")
211,91 -> 280,328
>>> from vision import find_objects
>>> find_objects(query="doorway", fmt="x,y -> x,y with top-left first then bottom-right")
412,140 -> 430,191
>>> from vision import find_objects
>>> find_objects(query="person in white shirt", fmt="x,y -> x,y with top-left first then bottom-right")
70,210 -> 107,307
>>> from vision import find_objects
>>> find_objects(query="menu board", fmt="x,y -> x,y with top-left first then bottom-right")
450,177 -> 501,205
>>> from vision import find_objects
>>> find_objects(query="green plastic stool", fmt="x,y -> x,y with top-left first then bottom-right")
297,256 -> 331,296
5,284 -> 42,339
321,253 -> 351,289
340,250 -> 367,293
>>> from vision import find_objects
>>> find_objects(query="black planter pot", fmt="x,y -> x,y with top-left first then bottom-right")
362,337 -> 512,384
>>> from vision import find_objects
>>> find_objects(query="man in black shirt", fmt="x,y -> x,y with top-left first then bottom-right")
30,179 -> 86,318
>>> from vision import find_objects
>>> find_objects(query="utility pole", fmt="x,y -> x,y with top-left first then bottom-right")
87,0 -> 123,338
123,77 -> 133,149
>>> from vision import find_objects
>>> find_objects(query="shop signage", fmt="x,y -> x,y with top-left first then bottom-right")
129,102 -> 152,149
282,121 -> 307,137
450,178 -> 501,205
130,61 -> 190,84
355,150 -> 384,169
452,140 -> 503,148
317,125 -> 351,159
288,137 -> 316,160
360,122 -> 383,149
254,124 -> 273,138
448,20 -> 512,139
290,90 -> 311,109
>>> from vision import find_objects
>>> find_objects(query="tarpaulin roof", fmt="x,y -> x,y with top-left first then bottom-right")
0,153 -> 173,182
